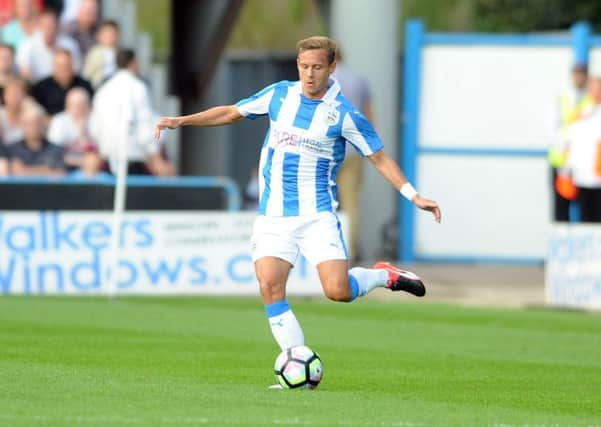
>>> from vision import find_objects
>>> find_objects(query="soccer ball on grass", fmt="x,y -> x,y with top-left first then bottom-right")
274,345 -> 323,389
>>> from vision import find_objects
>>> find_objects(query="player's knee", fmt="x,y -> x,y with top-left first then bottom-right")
323,279 -> 351,302
258,277 -> 285,300
259,278 -> 281,292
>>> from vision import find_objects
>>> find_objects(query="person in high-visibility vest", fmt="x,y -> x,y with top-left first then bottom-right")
565,76 -> 601,223
550,63 -> 593,222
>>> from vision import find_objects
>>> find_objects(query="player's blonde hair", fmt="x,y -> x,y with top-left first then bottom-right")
296,36 -> 338,64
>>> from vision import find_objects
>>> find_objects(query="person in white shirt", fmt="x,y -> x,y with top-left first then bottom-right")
155,37 -> 441,387
16,8 -> 82,83
90,48 -> 163,175
47,86 -> 96,170
566,76 -> 601,222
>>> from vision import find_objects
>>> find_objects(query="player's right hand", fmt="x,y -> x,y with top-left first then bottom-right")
154,116 -> 180,139
413,195 -> 442,223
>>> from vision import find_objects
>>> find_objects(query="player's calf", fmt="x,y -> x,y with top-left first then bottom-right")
321,278 -> 352,302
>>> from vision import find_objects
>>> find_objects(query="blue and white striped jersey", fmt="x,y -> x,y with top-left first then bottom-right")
236,78 -> 383,216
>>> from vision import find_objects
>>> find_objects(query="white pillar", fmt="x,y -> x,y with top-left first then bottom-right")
330,0 -> 400,261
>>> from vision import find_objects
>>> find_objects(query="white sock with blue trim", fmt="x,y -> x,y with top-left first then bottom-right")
348,267 -> 389,301
265,300 -> 304,350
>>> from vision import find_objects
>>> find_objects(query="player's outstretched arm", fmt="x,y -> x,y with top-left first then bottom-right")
368,150 -> 441,223
154,105 -> 244,139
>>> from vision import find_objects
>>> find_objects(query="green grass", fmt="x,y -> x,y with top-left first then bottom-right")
1,297 -> 601,426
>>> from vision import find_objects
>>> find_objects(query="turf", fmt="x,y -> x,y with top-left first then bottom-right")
1,297 -> 600,427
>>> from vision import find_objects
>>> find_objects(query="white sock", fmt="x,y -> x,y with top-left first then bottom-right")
348,267 -> 388,300
265,300 -> 304,350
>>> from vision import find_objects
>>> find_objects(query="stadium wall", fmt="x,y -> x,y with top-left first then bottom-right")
400,20 -> 601,264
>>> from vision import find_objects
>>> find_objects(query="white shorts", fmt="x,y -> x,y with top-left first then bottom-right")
251,212 -> 348,267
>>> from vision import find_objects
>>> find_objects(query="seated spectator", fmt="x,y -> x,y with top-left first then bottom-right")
31,49 -> 92,115
2,0 -> 39,50
83,20 -> 119,88
16,8 -> 81,82
0,43 -> 18,102
47,87 -> 93,170
0,143 -> 8,175
0,76 -> 44,145
8,107 -> 65,176
61,0 -> 99,56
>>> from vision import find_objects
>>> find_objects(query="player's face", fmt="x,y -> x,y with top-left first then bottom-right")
297,49 -> 336,99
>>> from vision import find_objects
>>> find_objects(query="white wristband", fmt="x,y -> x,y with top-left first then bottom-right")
400,182 -> 418,201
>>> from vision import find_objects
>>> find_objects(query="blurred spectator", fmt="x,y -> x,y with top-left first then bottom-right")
47,86 -> 93,170
8,107 -> 64,176
0,142 -> 7,175
549,63 -> 592,222
1,0 -> 39,50
566,76 -> 601,222
0,43 -> 18,101
62,0 -> 99,56
83,20 -> 119,88
31,48 -> 92,115
91,49 -> 165,175
0,75 -> 44,145
333,50 -> 374,262
16,8 -> 81,82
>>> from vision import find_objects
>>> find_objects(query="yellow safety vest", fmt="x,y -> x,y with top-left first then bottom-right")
549,92 -> 593,168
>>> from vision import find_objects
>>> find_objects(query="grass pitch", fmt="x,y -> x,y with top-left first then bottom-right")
1,296 -> 600,427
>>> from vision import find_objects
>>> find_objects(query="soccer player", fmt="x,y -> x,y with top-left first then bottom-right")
155,36 -> 441,383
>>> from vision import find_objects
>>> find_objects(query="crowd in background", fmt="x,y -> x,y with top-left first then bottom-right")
0,0 -> 175,178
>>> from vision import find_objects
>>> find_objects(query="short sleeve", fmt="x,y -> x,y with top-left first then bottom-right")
235,82 -> 278,120
341,108 -> 384,156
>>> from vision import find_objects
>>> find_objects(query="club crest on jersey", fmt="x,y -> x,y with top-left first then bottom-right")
326,108 -> 340,126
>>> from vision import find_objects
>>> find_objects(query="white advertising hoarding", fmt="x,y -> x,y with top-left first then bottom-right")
0,211 -> 335,296
420,45 -> 572,149
546,224 -> 601,310
414,44 -> 572,261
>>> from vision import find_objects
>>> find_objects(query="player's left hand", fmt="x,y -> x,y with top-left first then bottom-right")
413,195 -> 441,223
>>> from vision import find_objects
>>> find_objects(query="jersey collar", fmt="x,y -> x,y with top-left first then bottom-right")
322,77 -> 341,105
294,77 -> 341,105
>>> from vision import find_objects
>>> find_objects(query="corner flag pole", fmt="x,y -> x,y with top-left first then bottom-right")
107,109 -> 130,300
